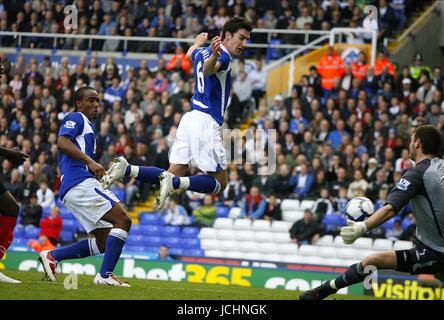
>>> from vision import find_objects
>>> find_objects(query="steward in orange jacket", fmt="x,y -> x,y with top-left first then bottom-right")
317,46 -> 345,90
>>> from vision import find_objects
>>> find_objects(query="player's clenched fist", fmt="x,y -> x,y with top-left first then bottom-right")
211,36 -> 221,57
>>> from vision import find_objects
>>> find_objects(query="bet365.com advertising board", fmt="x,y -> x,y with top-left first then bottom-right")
2,251 -> 442,299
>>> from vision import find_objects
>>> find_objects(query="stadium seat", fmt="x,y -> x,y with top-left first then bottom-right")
11,237 -> 28,245
271,232 -> 291,243
282,255 -> 306,264
198,228 -> 217,239
333,236 -> 347,247
205,250 -> 225,258
352,237 -> 373,249
321,258 -> 348,267
42,207 -> 51,217
299,244 -> 318,256
127,235 -> 145,246
62,219 -> 77,232
139,212 -> 162,225
161,225 -> 180,237
316,235 -> 334,246
216,229 -> 236,241
182,249 -> 204,257
129,224 -> 143,235
225,251 -> 244,259
300,200 -> 315,210
24,225 -> 39,239
216,206 -> 230,218
276,243 -> 298,255
200,239 -> 220,250
182,238 -> 200,249
354,249 -> 375,260
251,219 -> 271,232
238,241 -> 259,253
282,210 -> 304,222
162,237 -> 182,248
234,230 -> 255,241
261,253 -> 285,262
59,208 -> 72,220
304,256 -> 330,266
144,246 -> 160,253
13,224 -> 25,237
169,248 -> 183,256
181,226 -> 200,238
218,240 -> 238,251
317,246 -> 337,258
243,252 -> 267,261
213,218 -> 233,229
144,236 -> 162,246
59,230 -> 74,242
393,240 -> 413,250
336,248 -> 358,260
256,242 -> 278,254
280,199 -> 300,211
141,225 -> 162,236
254,231 -> 273,242
233,218 -> 251,230
228,207 -> 242,219
373,239 -> 393,251
270,221 -> 292,233
129,245 -> 148,253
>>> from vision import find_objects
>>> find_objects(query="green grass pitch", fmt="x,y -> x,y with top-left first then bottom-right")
0,270 -> 378,300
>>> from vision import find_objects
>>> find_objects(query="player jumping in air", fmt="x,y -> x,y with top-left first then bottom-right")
100,17 -> 252,208
300,125 -> 444,300
39,87 -> 132,286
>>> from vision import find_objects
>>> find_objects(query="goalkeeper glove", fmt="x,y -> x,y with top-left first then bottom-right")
340,220 -> 367,245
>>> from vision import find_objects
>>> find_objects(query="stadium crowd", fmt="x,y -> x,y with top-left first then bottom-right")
0,0 -> 439,246
0,0 -> 434,55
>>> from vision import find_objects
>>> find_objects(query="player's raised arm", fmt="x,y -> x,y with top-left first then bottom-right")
58,136 -> 105,178
203,36 -> 222,76
186,32 -> 208,61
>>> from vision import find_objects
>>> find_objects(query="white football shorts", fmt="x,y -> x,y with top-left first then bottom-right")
169,110 -> 227,172
62,178 -> 120,233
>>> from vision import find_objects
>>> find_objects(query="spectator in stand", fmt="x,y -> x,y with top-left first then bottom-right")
240,186 -> 266,220
386,220 -> 404,241
289,209 -> 321,245
347,170 -> 369,199
311,187 -> 334,222
20,194 -> 42,227
289,163 -> 314,200
27,234 -> 55,252
317,46 -> 345,92
220,170 -> 246,208
192,195 -> 216,228
395,148 -> 415,172
158,245 -> 173,261
36,180 -> 55,209
164,196 -> 190,226
263,193 -> 282,221
248,57 -> 266,109
351,52 -> 368,81
166,46 -> 192,76
409,52 -> 432,80
39,206 -> 62,246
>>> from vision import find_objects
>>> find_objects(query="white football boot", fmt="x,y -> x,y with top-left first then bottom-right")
93,272 -> 131,287
156,171 -> 174,209
100,157 -> 129,189
0,272 -> 21,284
39,250 -> 57,282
